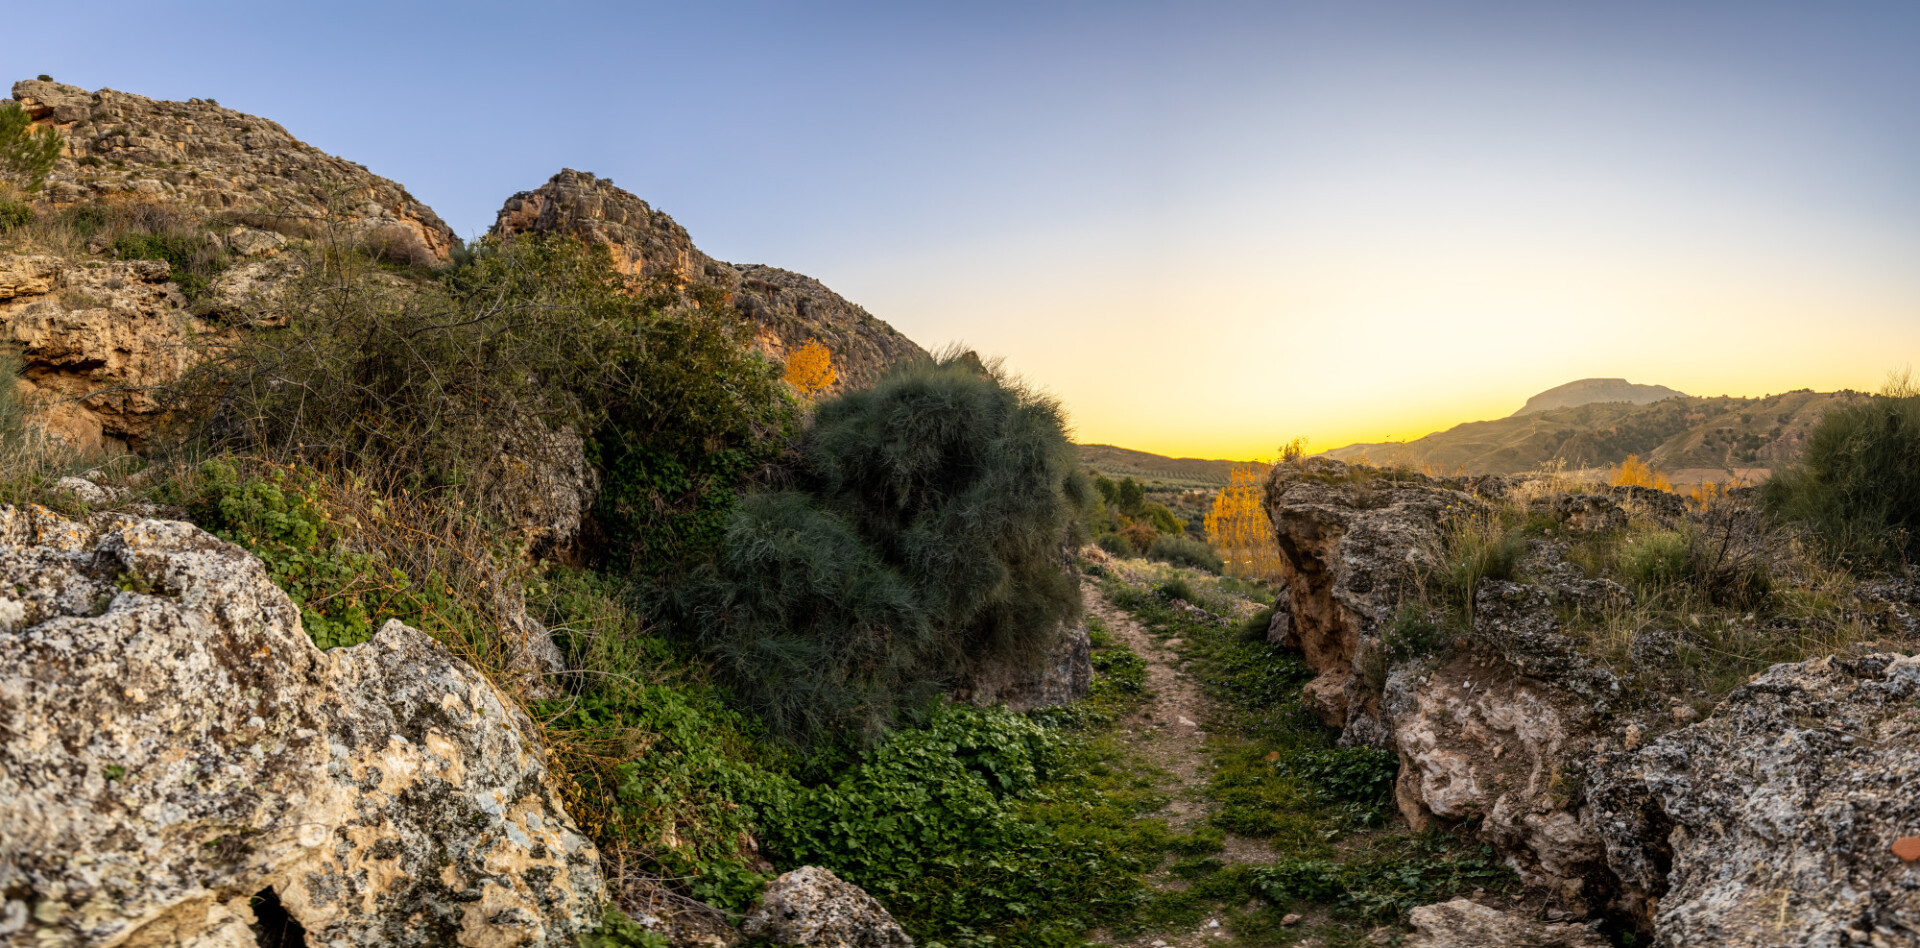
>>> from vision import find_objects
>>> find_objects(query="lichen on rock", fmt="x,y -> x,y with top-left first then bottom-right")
0,506 -> 602,947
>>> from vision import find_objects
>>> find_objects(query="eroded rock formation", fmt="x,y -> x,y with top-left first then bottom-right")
1589,653 -> 1920,947
491,170 -> 927,390
0,506 -> 602,947
10,79 -> 454,260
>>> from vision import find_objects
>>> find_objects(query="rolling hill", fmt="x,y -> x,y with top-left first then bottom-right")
1074,444 -> 1241,488
1324,388 -> 1862,482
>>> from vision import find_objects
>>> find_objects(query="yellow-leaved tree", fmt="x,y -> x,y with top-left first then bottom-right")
1610,454 -> 1673,491
1205,461 -> 1284,580
783,338 -> 837,398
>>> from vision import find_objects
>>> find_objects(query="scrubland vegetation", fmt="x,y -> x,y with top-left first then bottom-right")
4,110 -> 1917,942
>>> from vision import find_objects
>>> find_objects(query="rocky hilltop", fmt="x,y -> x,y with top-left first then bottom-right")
493,170 -> 925,391
1,83 -> 927,452
10,79 -> 454,260
1515,378 -> 1686,416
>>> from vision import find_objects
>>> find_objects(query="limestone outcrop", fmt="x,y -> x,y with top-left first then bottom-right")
0,506 -> 603,947
1588,653 -> 1920,947
963,619 -> 1093,712
741,866 -> 914,948
10,79 -> 454,261
0,254 -> 201,451
1405,899 -> 1610,948
1261,459 -> 1472,738
491,170 -> 927,390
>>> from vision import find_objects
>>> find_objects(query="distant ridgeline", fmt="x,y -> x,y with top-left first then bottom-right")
1323,381 -> 1864,482
1074,443 -> 1241,488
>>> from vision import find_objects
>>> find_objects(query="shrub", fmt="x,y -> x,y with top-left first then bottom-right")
1438,515 -> 1524,610
0,200 -> 31,232
1139,500 -> 1185,535
0,101 -> 62,193
1156,575 -> 1199,604
1619,529 -> 1691,589
1148,534 -> 1223,573
185,233 -> 794,565
1095,532 -> 1134,558
668,351 -> 1087,740
1119,522 -> 1160,553
1765,379 -> 1920,567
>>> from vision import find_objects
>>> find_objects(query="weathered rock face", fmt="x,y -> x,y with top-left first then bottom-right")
0,254 -> 201,451
491,170 -> 926,391
1260,463 -> 1471,737
1385,655 -> 1611,910
741,867 -> 914,948
9,79 -> 454,261
1588,653 -> 1920,947
0,506 -> 602,947
963,620 -> 1093,712
1406,899 -> 1610,948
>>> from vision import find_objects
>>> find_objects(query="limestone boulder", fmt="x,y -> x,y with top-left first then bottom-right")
741,867 -> 912,948
1405,900 -> 1610,948
1260,470 -> 1472,736
1384,656 -> 1611,911
0,506 -> 603,947
1587,653 -> 1920,946
963,619 -> 1093,712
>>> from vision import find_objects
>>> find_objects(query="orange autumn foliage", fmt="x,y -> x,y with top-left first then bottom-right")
783,338 -> 837,397
1609,454 -> 1673,492
1205,461 -> 1284,580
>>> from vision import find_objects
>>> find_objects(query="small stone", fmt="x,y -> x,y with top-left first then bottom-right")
1178,716 -> 1199,728
1622,723 -> 1644,751
1893,836 -> 1920,862
1672,705 -> 1699,724
1282,913 -> 1303,925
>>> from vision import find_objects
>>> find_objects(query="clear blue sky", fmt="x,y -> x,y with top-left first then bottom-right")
14,1 -> 1920,456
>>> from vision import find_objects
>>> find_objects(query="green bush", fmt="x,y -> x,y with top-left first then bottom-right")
1765,381 -> 1920,567
188,234 -> 793,566
111,228 -> 230,299
1148,535 -> 1223,573
1139,500 -> 1185,535
1619,529 -> 1691,589
1095,532 -> 1134,558
0,101 -> 62,193
1156,575 -> 1199,604
0,200 -> 31,232
670,352 -> 1087,740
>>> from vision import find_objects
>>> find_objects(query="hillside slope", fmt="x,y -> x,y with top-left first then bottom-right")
1325,389 -> 1861,479
1075,443 -> 1239,488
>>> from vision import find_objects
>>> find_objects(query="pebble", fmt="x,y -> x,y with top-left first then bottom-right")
1893,836 -> 1920,862
1178,716 -> 1198,727
1282,913 -> 1303,925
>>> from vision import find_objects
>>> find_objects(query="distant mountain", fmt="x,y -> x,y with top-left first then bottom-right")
1323,389 -> 1862,482
1514,378 -> 1687,415
1075,444 -> 1240,488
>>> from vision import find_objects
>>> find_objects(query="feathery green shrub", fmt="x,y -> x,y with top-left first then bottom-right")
669,352 -> 1088,740
0,100 -> 62,193
1765,378 -> 1920,567
1148,534 -> 1223,573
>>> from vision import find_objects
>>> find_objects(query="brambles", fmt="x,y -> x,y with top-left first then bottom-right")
781,337 -> 837,397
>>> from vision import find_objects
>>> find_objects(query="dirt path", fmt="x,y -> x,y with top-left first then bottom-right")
1087,587 -> 1281,946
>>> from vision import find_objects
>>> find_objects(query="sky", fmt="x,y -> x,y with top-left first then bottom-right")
12,1 -> 1920,459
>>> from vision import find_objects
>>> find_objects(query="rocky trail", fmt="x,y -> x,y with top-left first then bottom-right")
1087,587 -> 1284,947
